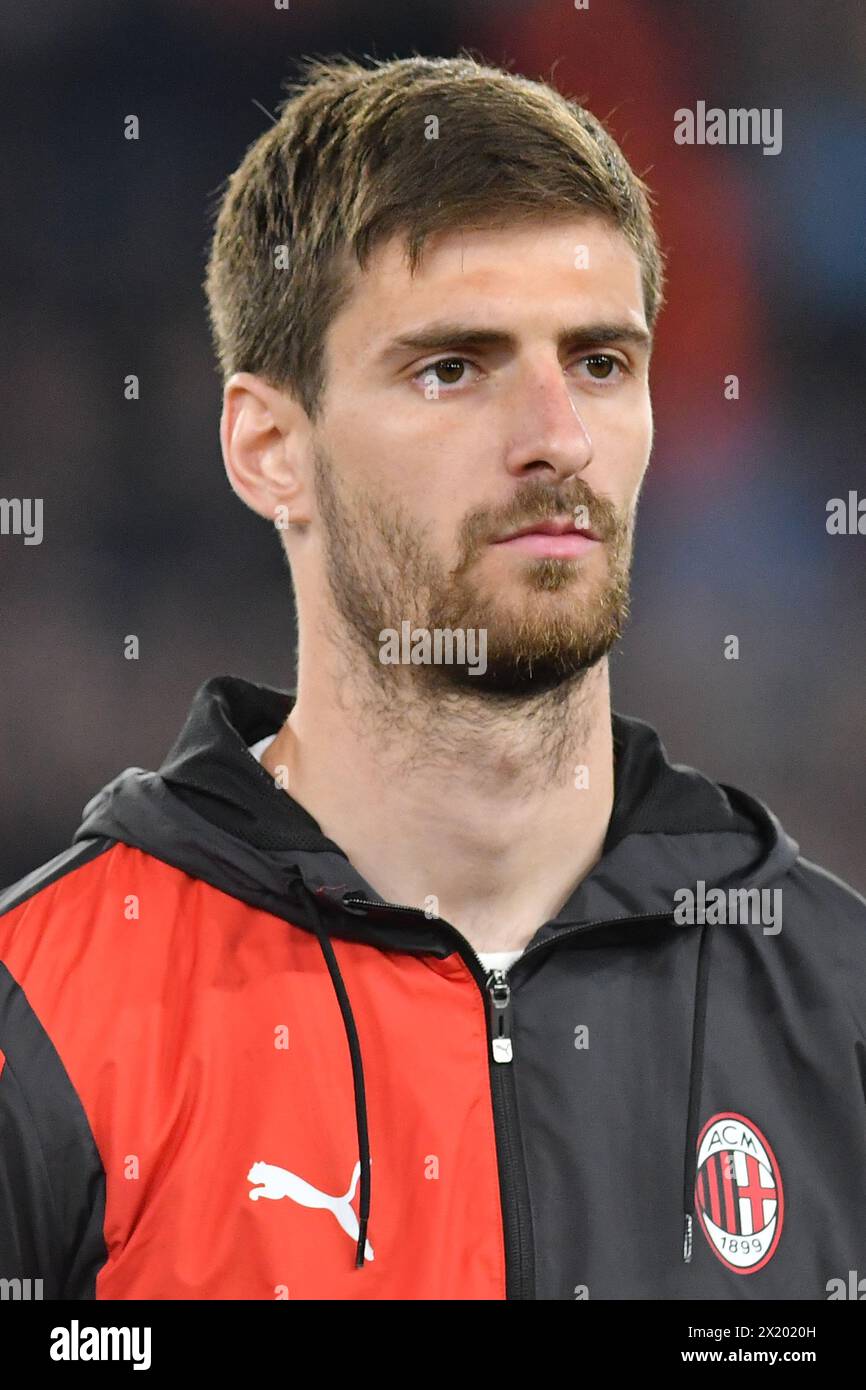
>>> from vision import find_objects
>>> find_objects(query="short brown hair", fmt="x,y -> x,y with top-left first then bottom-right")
204,53 -> 665,421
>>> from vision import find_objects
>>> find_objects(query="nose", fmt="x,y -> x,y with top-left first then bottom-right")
501,356 -> 594,483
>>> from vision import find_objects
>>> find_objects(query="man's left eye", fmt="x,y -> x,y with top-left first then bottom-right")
579,354 -> 625,381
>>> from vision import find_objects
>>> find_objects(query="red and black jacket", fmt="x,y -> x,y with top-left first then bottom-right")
2,675 -> 865,1299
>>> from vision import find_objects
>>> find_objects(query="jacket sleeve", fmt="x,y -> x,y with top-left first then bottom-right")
0,963 -> 107,1299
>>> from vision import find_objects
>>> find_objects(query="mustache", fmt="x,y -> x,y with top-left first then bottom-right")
463,479 -> 626,551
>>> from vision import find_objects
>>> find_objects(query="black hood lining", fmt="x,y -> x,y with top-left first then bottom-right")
156,674 -> 754,859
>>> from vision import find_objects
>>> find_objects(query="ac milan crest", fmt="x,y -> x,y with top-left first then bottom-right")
694,1112 -> 784,1273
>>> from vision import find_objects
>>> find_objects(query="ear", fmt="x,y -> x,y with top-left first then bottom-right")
220,372 -> 312,527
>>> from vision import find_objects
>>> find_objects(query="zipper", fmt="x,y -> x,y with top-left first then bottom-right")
338,892 -> 676,1299
485,968 -> 535,1298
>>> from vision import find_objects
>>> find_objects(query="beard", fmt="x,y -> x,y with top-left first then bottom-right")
310,441 -> 635,699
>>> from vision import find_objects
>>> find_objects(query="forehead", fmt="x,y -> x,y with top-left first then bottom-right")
329,214 -> 648,356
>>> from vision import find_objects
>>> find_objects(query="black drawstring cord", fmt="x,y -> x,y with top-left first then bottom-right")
682,921 -> 713,1263
306,887 -> 372,1268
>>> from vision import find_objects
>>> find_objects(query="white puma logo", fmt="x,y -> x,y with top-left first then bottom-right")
246,1159 -> 374,1261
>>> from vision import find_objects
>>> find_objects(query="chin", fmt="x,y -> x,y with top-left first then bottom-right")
426,644 -> 613,699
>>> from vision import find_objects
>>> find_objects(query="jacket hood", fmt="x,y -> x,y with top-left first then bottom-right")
75,673 -> 798,928
72,673 -> 800,1272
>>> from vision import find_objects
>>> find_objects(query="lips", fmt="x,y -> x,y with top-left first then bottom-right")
487,513 -> 604,561
494,516 -> 601,544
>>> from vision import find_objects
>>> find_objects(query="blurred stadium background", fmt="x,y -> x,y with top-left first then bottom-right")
2,0 -> 864,891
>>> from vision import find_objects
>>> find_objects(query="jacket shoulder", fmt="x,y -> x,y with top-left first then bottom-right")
790,854 -> 866,921
0,837 -> 113,917
788,855 -> 866,1038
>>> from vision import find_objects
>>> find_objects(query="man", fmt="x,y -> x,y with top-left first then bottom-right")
1,54 -> 864,1301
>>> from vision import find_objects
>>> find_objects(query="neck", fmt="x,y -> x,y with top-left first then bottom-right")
263,625 -> 615,956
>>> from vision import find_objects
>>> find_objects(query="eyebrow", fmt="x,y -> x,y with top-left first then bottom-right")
377,320 -> 653,362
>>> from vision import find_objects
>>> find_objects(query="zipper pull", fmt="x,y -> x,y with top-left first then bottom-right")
487,970 -> 514,1063
682,1213 -> 693,1263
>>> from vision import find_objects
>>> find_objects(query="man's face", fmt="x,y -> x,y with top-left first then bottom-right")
307,213 -> 654,697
